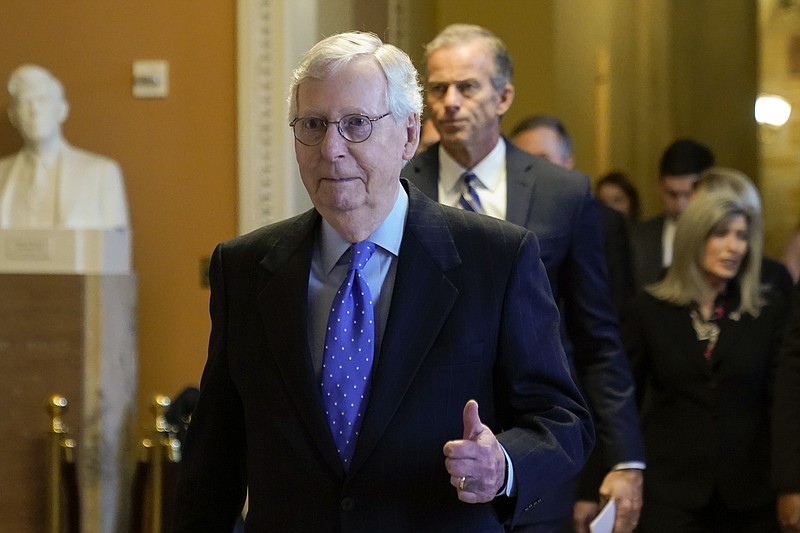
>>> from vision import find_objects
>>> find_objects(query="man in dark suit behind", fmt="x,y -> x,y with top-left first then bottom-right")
509,114 -> 636,313
401,24 -> 644,533
172,31 -> 593,532
630,138 -> 715,289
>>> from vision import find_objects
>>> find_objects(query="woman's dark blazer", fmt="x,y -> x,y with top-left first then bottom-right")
621,284 -> 788,511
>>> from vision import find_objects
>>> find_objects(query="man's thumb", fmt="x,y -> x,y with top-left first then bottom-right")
462,399 -> 483,441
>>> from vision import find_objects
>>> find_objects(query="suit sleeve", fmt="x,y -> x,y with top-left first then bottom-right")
560,189 -> 645,490
172,243 -> 248,532
494,230 -> 595,526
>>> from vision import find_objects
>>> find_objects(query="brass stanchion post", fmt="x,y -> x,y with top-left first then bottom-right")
149,395 -> 170,533
46,395 -> 69,533
133,394 -> 184,533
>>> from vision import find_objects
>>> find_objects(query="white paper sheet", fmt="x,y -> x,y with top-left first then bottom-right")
590,499 -> 616,533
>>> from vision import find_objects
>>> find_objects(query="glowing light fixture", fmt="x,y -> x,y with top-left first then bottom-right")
755,94 -> 792,127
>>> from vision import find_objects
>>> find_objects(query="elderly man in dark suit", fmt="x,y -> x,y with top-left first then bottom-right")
402,24 -> 644,533
172,31 -> 593,532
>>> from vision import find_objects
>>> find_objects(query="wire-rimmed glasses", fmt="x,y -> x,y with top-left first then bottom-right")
289,112 -> 391,146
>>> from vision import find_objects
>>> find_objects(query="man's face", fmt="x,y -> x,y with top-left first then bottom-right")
8,82 -> 66,147
512,126 -> 573,169
425,40 -> 513,156
294,57 -> 417,232
659,174 -> 697,220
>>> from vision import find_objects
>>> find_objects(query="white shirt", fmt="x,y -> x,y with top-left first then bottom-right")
662,217 -> 677,268
437,139 -> 507,220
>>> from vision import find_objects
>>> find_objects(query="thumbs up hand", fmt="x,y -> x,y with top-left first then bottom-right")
443,400 -> 506,503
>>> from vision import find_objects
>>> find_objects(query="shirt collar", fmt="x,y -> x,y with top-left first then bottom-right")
439,137 -> 506,194
319,183 -> 408,275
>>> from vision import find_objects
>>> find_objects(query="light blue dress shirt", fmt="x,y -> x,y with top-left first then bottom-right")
306,182 -> 515,496
307,184 -> 407,378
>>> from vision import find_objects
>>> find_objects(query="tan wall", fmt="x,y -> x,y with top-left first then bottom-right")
759,1 -> 800,258
0,3 -> 238,432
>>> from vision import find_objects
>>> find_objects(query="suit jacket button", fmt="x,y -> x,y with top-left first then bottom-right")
341,497 -> 355,511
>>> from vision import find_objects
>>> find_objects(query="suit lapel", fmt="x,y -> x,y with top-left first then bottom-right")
263,185 -> 464,476
504,140 -> 537,227
349,182 -> 461,474
256,211 -> 346,475
407,140 -> 539,229
406,144 -> 441,200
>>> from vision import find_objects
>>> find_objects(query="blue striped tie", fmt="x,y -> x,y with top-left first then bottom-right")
320,241 -> 376,468
459,171 -> 483,213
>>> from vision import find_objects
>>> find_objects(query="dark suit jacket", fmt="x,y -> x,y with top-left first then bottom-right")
172,180 -> 594,533
763,256 -> 794,298
623,286 -> 788,512
598,204 -> 636,312
774,280 -> 800,494
402,141 -> 644,524
631,215 -> 666,290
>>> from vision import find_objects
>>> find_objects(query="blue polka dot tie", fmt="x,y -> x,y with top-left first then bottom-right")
459,171 -> 483,214
320,240 -> 376,468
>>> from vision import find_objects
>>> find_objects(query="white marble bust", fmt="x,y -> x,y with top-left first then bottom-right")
0,64 -> 129,229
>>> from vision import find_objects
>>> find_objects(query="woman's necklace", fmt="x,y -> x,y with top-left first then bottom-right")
690,303 -> 724,360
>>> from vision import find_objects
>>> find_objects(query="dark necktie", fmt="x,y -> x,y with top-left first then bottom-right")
320,240 -> 376,468
459,171 -> 483,214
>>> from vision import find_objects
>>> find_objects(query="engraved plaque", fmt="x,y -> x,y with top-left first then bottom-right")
4,234 -> 53,261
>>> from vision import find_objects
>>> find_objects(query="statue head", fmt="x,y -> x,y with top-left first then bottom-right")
7,65 -> 69,150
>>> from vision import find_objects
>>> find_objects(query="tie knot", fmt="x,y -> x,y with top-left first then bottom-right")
461,171 -> 478,186
349,241 -> 375,271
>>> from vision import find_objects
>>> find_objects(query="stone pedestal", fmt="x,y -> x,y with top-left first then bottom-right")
0,229 -> 131,274
0,273 -> 137,533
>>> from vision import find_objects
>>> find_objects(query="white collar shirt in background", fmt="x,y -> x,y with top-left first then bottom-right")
437,138 -> 507,220
662,217 -> 677,268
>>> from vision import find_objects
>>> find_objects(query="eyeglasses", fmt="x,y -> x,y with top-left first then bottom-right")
289,112 -> 391,146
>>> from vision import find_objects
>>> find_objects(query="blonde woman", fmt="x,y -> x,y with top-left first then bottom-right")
695,166 -> 792,297
622,191 -> 788,531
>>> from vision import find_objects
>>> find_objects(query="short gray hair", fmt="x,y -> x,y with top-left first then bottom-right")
287,31 -> 422,122
648,190 -> 765,317
424,24 -> 513,91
